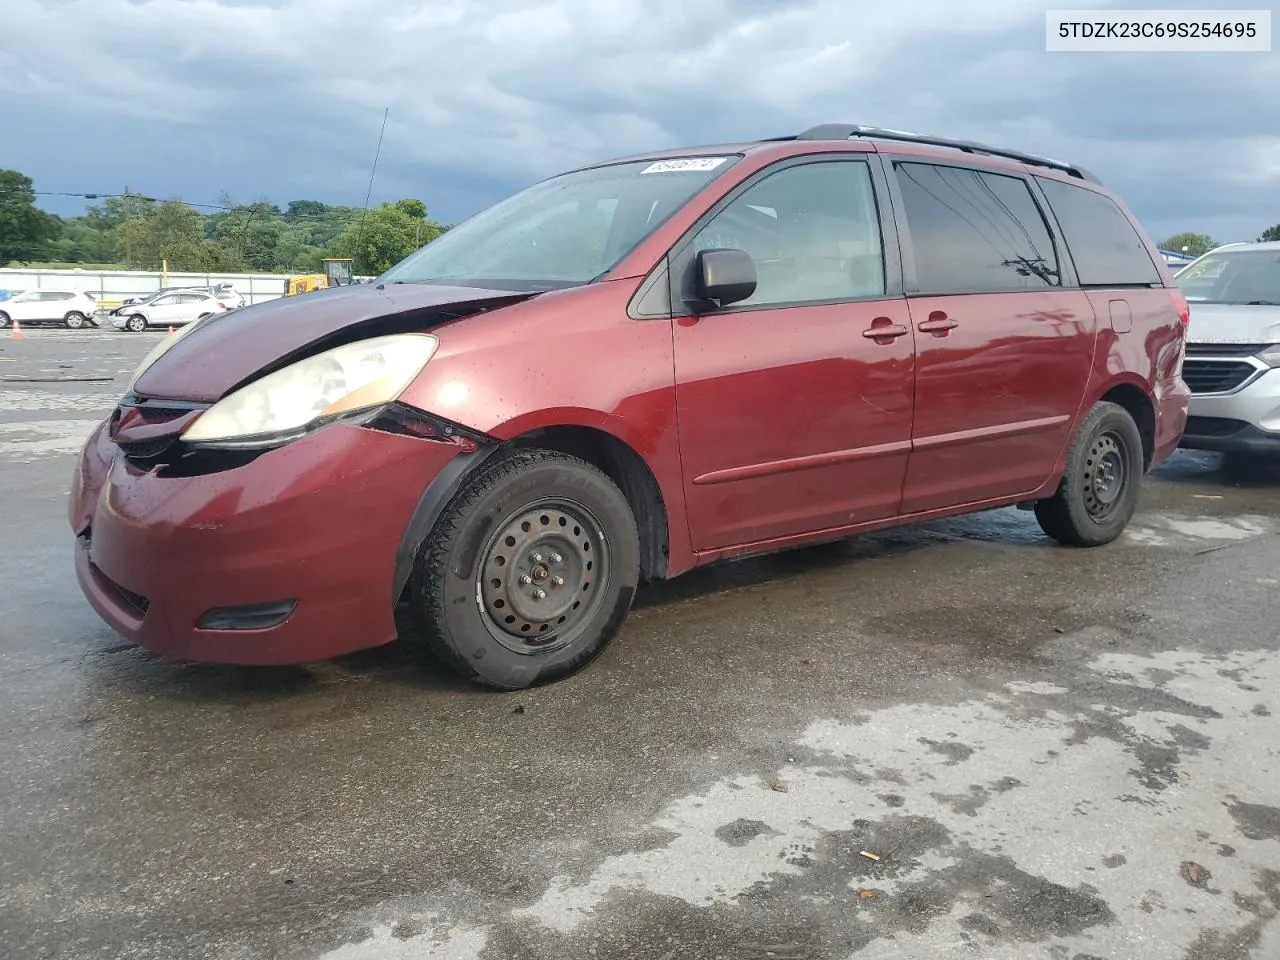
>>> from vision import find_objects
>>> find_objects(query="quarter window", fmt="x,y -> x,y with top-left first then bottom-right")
1035,176 -> 1161,287
895,162 -> 1061,294
691,160 -> 886,307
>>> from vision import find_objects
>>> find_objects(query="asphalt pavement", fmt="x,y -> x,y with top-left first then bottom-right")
1,327 -> 1278,960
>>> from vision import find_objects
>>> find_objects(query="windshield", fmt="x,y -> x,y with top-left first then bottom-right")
377,156 -> 740,290
1175,250 -> 1280,305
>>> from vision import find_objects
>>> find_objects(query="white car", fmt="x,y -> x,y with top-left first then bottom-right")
111,289 -> 229,332
0,290 -> 100,330
1176,240 -> 1280,461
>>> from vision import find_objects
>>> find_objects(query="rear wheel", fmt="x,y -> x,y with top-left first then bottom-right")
409,448 -> 640,690
126,315 -> 147,333
64,311 -> 87,329
1035,401 -> 1144,547
0,311 -> 10,329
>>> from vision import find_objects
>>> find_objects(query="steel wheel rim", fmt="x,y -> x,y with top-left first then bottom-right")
1083,431 -> 1128,519
476,497 -> 610,655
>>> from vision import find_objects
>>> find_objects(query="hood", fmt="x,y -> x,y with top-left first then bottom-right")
1185,302 -> 1280,346
131,282 -> 539,402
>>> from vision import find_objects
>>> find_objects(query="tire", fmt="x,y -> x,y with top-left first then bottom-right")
409,448 -> 641,690
1035,401 -> 1144,547
0,311 -> 9,329
126,315 -> 147,333
64,312 -> 87,329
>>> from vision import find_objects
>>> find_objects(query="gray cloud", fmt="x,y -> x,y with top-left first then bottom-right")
2,0 -> 1276,243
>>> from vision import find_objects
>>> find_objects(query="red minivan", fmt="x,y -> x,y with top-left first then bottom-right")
69,124 -> 1190,689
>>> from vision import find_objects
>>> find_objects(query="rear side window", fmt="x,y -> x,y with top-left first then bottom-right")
894,162 -> 1060,294
1035,177 -> 1161,287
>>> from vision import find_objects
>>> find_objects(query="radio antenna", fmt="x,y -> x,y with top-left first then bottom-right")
352,106 -> 390,261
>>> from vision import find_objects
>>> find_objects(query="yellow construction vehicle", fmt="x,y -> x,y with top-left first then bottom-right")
283,274 -> 328,296
283,259 -> 355,297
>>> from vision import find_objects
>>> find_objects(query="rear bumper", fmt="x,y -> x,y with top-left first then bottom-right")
1150,377 -> 1190,471
70,419 -> 468,665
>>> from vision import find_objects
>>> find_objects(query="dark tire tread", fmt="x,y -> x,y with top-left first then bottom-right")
1035,401 -> 1143,548
409,447 -> 639,690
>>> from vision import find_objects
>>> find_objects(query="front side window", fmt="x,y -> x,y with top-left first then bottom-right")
895,162 -> 1061,294
377,156 -> 740,291
1175,250 -> 1280,305
690,160 -> 886,308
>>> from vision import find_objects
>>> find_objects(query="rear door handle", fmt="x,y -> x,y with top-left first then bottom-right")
917,312 -> 958,334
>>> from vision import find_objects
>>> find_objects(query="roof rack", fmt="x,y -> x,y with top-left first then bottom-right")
778,123 -> 1102,185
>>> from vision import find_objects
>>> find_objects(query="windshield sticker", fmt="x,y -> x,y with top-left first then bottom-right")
641,157 -> 729,174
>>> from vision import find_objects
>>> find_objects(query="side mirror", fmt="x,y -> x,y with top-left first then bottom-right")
693,248 -> 757,309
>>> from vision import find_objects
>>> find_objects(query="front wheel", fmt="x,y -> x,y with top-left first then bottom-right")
0,311 -> 10,329
64,311 -> 87,329
409,448 -> 641,690
1035,401 -> 1144,547
126,315 -> 147,333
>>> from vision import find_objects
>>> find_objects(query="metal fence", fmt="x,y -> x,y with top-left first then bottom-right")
0,268 -> 292,309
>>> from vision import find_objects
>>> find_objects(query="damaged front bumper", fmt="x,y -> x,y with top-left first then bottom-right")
70,410 -> 479,665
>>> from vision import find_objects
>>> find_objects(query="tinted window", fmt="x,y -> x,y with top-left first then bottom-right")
1035,177 -> 1161,286
52,292 -> 75,301
895,162 -> 1060,294
691,160 -> 885,307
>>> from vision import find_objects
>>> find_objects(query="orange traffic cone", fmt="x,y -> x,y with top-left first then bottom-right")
168,325 -> 174,334
10,318 -> 21,341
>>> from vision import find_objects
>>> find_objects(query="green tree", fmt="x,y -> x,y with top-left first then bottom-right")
395,198 -> 427,220
1159,232 -> 1216,257
83,192 -> 156,232
0,170 -> 59,263
287,200 -> 328,218
1258,224 -> 1280,243
114,199 -> 228,270
329,199 -> 442,273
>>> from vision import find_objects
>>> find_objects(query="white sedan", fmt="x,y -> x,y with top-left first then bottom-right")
111,289 -> 229,332
0,290 -> 100,329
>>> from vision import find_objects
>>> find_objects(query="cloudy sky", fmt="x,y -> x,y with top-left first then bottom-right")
3,0 -> 1277,244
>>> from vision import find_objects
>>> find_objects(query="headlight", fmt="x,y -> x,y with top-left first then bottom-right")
1259,343 -> 1280,368
181,333 -> 439,446
127,315 -> 208,391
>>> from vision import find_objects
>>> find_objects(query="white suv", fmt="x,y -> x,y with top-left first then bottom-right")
1176,241 -> 1280,459
0,290 -> 100,329
112,289 -> 229,332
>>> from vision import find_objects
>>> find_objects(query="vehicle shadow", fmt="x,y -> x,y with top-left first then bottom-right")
93,513 -> 1030,704
1153,449 -> 1280,488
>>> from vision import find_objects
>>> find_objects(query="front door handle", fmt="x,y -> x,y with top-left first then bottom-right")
917,311 -> 958,335
862,318 -> 909,341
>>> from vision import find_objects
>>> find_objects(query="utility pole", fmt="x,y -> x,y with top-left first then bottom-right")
123,185 -> 132,265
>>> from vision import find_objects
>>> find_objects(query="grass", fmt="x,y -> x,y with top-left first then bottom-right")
3,261 -> 130,271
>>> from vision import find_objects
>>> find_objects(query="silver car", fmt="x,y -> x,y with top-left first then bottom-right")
1176,241 -> 1280,458
111,289 -> 228,332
